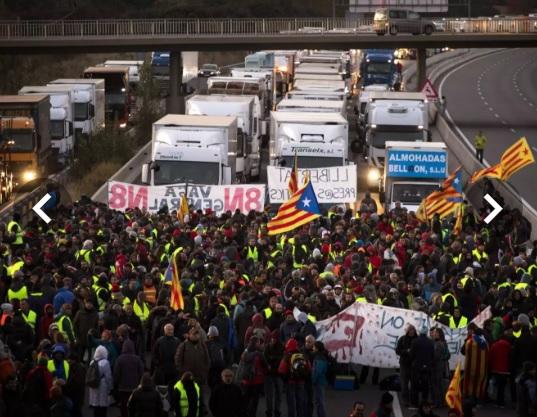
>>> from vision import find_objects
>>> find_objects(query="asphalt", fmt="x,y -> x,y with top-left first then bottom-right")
440,48 -> 537,210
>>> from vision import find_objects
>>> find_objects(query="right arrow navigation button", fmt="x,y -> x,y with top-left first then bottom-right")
483,193 -> 503,224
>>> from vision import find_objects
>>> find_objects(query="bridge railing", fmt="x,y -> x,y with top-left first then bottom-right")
0,17 -> 535,38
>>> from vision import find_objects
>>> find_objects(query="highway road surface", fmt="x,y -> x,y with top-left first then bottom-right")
440,48 -> 537,210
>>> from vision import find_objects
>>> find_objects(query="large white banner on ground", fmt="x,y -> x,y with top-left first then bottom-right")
107,181 -> 265,215
314,302 -> 491,369
267,165 -> 357,203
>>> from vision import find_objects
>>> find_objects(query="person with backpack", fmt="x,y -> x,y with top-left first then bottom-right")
238,336 -> 267,417
206,326 -> 227,390
264,330 -> 284,417
278,337 -> 311,417
312,341 -> 329,417
431,327 -> 450,408
88,345 -> 113,417
127,372 -> 165,417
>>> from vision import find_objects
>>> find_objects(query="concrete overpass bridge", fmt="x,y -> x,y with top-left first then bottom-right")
2,17 -> 536,111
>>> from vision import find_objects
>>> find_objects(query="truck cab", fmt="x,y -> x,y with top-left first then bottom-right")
365,92 -> 429,189
383,141 -> 447,213
360,49 -> 400,90
142,115 -> 236,186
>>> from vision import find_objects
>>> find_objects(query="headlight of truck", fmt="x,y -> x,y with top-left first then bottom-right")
22,170 -> 36,182
367,167 -> 381,185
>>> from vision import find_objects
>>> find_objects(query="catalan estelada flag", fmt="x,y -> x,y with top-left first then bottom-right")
165,249 -> 184,311
268,179 -> 321,235
177,193 -> 189,224
445,361 -> 463,415
288,153 -> 299,196
416,167 -> 463,221
471,137 -> 534,183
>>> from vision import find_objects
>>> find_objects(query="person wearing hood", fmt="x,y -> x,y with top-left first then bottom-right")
209,305 -> 232,352
278,337 -> 311,417
73,299 -> 99,362
113,339 -> 144,417
209,368 -> 245,417
47,345 -> 70,382
88,345 -> 113,417
245,312 -> 271,346
127,372 -> 164,417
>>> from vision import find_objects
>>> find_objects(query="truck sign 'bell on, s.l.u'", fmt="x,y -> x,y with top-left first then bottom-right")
386,149 -> 447,178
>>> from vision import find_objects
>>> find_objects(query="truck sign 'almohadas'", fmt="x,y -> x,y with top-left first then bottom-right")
388,152 -> 446,163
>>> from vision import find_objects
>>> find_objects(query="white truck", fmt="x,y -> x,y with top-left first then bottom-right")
285,90 -> 346,101
141,115 -> 237,186
382,141 -> 448,213
48,79 -> 105,137
104,60 -> 144,88
186,95 -> 261,181
364,92 -> 429,189
18,85 -> 75,162
276,98 -> 346,115
207,76 -> 270,118
269,111 -> 349,168
293,79 -> 347,95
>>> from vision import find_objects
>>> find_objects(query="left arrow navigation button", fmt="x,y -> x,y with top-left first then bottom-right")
32,193 -> 52,223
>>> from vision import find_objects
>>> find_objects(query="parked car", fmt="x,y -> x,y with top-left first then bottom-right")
198,63 -> 221,77
374,8 -> 435,35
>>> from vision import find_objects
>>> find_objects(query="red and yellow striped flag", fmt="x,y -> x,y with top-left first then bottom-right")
500,137 -> 534,181
288,153 -> 299,196
167,249 -> 184,311
454,203 -> 464,235
471,137 -> 534,183
177,193 -> 189,224
446,361 -> 463,415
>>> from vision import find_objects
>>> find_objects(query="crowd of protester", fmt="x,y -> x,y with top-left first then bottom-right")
0,185 -> 536,417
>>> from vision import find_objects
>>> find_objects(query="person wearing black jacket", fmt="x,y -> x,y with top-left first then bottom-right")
396,324 -> 417,406
127,373 -> 164,417
264,330 -> 284,417
152,323 -> 180,386
209,369 -> 245,417
409,327 -> 434,408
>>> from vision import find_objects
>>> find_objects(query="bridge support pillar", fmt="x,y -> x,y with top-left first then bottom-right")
167,50 -> 185,114
416,48 -> 427,91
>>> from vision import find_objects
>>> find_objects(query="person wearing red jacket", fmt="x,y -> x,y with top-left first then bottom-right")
489,332 -> 512,407
278,338 -> 311,417
376,217 -> 394,235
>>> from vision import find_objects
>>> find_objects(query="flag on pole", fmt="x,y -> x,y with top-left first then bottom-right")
165,249 -> 184,311
288,153 -> 299,196
177,193 -> 189,224
416,168 -> 463,221
268,179 -> 321,235
471,137 -> 534,183
454,202 -> 464,235
445,361 -> 463,415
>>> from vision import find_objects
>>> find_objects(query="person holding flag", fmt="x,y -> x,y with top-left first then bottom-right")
165,245 -> 185,311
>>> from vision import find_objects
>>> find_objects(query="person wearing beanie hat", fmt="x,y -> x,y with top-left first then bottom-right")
517,313 -> 530,328
207,326 -> 219,338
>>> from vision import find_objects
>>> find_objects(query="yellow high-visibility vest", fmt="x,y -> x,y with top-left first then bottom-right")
22,310 -> 37,329
263,307 -> 272,319
76,249 -> 93,264
133,301 -> 150,322
174,380 -> 201,417
47,359 -> 70,380
449,315 -> 468,329
513,329 -> 522,338
7,285 -> 28,302
6,261 -> 24,278
57,315 -> 74,342
7,221 -> 23,245
247,246 -> 259,262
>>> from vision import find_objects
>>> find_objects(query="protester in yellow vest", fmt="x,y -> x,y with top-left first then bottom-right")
7,213 -> 23,247
20,298 -> 37,330
172,371 -> 202,417
47,345 -> 70,381
7,271 -> 28,301
449,307 -> 469,329
56,303 -> 76,344
132,291 -> 151,324
474,130 -> 487,163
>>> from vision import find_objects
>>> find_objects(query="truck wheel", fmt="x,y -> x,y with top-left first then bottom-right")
424,25 -> 434,35
389,25 -> 398,35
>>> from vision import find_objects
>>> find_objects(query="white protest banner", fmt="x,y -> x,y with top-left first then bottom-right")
267,165 -> 357,203
315,302 -> 491,369
108,181 -> 265,215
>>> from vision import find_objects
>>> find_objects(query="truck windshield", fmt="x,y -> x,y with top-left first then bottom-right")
74,103 -> 89,121
281,156 -> 343,168
106,94 -> 126,106
50,120 -> 65,140
392,183 -> 440,204
365,62 -> 392,75
5,131 -> 34,152
153,161 -> 220,185
370,126 -> 424,148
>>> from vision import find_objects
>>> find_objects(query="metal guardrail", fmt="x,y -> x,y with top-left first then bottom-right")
0,17 -> 535,39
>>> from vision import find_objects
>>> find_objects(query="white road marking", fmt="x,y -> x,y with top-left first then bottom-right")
512,128 -> 517,133
495,114 -> 500,118
489,107 -> 494,111
532,146 -> 537,152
